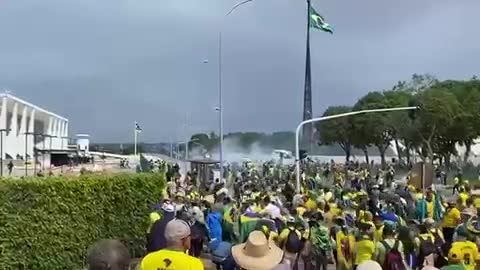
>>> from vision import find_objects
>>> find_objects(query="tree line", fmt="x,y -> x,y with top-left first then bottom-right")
317,74 -> 480,168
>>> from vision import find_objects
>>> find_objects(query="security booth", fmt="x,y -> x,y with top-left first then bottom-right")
188,159 -> 220,191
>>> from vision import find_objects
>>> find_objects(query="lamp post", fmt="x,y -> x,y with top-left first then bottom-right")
0,128 -> 10,177
211,0 -> 254,182
294,106 -> 418,193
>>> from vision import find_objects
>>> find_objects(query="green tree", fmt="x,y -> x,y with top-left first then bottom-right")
440,80 -> 480,163
353,91 -> 391,168
414,87 -> 462,162
317,106 -> 353,161
383,89 -> 414,165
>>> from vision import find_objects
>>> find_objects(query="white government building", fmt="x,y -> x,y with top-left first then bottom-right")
0,93 -> 69,167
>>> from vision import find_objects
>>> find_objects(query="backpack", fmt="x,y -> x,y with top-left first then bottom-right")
382,240 -> 406,270
418,236 -> 437,266
284,228 -> 304,254
431,229 -> 446,252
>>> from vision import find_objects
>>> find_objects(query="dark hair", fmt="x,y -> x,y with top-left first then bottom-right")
263,196 -> 271,204
383,225 -> 396,237
87,240 -> 131,270
467,198 -> 474,206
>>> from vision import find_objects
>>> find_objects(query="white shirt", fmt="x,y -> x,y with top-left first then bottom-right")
265,203 -> 281,219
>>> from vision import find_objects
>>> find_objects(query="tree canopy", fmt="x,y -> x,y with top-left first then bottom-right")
316,74 -> 480,167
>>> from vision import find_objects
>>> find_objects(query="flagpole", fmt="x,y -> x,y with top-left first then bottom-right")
134,121 -> 138,156
302,0 -> 313,152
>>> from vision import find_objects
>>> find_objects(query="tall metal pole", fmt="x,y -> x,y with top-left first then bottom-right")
218,31 -> 224,181
303,0 -> 313,150
216,0 -> 253,182
295,106 -> 418,193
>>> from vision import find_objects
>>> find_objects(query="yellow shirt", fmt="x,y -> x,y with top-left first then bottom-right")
297,206 -> 307,217
148,212 -> 161,233
336,230 -> 355,266
141,249 -> 204,270
474,198 -> 480,209
358,210 -> 364,222
460,193 -> 469,206
330,204 -> 341,216
354,237 -> 375,265
454,177 -> 460,185
427,201 -> 434,218
444,207 -> 461,228
305,198 -> 317,211
375,225 -> 384,242
449,241 -> 478,270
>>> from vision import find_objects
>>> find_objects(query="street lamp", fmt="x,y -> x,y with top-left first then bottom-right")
209,0 -> 254,181
0,128 -> 11,177
294,106 -> 418,193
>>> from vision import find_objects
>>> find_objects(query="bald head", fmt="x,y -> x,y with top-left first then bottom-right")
87,239 -> 131,270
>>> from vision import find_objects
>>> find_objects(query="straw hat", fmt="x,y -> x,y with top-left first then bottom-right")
232,231 -> 284,270
357,260 -> 382,270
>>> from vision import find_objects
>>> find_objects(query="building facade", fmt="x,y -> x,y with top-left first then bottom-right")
0,93 -> 69,160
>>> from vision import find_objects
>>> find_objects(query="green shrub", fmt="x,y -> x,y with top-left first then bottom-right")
0,173 -> 165,270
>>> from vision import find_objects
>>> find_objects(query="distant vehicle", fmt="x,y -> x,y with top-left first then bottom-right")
273,149 -> 292,159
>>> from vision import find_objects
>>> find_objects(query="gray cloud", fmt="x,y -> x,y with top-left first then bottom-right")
0,0 -> 478,142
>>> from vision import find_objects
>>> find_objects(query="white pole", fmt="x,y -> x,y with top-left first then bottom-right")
134,121 -> 137,156
218,31 -> 224,182
295,106 -> 417,193
216,0 -> 254,184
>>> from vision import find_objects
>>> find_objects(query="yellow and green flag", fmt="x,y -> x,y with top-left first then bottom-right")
310,6 -> 333,34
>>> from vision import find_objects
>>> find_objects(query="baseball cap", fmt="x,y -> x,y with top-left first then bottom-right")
448,246 -> 462,263
161,202 -> 175,213
164,219 -> 191,242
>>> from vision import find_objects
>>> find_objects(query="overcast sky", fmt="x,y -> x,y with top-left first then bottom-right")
0,0 -> 478,142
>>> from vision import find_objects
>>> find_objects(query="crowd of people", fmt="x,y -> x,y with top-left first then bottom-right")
84,159 -> 480,270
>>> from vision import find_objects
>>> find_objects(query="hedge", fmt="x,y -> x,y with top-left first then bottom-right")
0,173 -> 165,270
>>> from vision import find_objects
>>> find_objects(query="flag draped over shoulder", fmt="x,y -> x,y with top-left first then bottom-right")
309,6 -> 333,34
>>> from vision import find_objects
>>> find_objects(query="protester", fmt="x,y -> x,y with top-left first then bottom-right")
374,223 -> 407,269
146,201 -> 175,253
354,222 -> 375,268
141,219 -> 204,270
449,224 -> 478,270
7,160 -> 13,175
232,231 -> 284,270
129,157 -> 480,270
